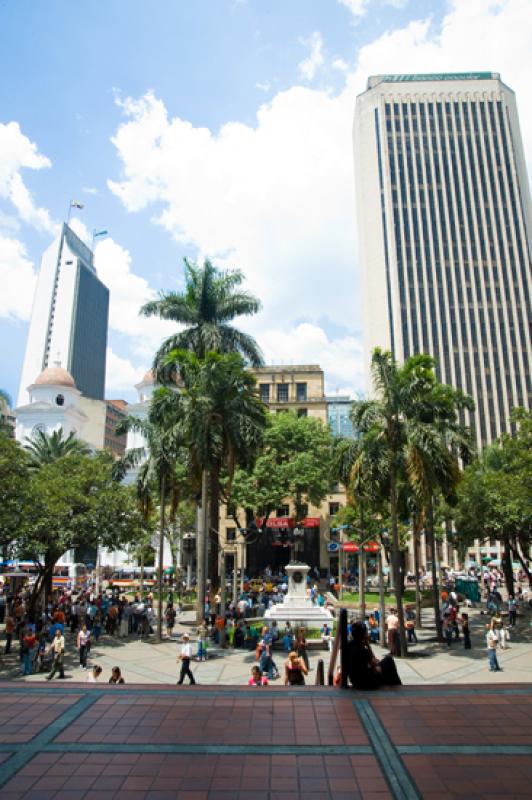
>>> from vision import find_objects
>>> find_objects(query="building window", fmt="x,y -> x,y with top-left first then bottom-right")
277,505 -> 289,518
299,504 -> 309,518
329,502 -> 340,516
259,383 -> 270,403
226,528 -> 236,542
277,384 -> 289,402
297,408 -> 307,417
296,382 -> 307,402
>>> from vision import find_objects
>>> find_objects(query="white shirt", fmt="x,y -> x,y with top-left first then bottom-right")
181,642 -> 192,658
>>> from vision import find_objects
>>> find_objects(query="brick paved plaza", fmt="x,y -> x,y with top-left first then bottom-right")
0,683 -> 531,799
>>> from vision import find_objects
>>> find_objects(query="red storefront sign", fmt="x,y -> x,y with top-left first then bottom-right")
342,542 -> 359,553
301,517 -> 320,528
363,541 -> 380,553
264,516 -> 295,529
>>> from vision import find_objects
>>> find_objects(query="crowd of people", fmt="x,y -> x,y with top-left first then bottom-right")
0,582 -> 159,680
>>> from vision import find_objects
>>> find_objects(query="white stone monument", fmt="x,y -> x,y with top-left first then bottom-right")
264,562 -> 333,627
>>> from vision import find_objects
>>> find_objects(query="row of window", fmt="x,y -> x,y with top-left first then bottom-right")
225,502 -> 341,524
382,98 -> 531,443
259,382 -> 308,403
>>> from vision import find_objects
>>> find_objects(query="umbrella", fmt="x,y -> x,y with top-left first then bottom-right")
164,566 -> 175,575
488,559 -> 501,566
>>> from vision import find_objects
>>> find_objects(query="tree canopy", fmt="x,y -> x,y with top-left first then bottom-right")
141,257 -> 264,378
454,408 -> 532,587
228,410 -> 335,525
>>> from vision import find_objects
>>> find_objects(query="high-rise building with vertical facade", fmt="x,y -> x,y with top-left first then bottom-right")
18,223 -> 109,406
354,73 -> 532,447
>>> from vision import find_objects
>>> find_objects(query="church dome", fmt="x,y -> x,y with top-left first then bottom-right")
34,366 -> 77,389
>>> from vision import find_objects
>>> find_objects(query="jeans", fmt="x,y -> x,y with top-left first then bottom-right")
48,653 -> 64,679
260,652 -> 273,679
23,648 -> 34,675
79,644 -> 88,667
488,649 -> 501,671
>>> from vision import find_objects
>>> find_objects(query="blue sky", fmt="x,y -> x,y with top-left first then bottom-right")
1,0 -> 531,405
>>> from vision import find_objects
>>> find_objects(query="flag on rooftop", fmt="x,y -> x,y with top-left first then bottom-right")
70,200 -> 84,209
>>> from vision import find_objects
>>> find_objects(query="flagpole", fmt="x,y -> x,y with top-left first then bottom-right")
67,201 -> 72,224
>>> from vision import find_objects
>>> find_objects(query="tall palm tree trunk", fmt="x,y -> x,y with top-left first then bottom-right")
412,513 -> 423,629
196,469 -> 209,626
390,469 -> 408,656
209,467 -> 220,591
426,496 -> 443,642
156,474 -> 166,642
358,502 -> 366,621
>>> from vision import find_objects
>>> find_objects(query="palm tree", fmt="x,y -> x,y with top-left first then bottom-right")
115,410 -> 183,642
405,382 -> 474,640
141,258 -> 264,378
156,350 -> 268,624
23,428 -> 90,468
351,349 -> 447,656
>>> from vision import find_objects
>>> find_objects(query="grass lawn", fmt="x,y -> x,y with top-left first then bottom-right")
341,589 -> 431,606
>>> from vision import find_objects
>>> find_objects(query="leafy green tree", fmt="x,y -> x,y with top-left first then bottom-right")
141,258 -> 264,377
16,451 -> 143,615
454,409 -> 532,591
24,427 -> 90,468
228,410 -> 335,531
0,434 -> 30,558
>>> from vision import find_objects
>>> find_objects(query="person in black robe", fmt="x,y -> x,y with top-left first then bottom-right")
346,621 -> 402,690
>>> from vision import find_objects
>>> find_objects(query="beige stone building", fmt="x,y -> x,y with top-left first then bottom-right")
218,365 -> 346,578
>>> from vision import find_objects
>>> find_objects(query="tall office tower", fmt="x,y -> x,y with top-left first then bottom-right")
354,73 -> 532,446
18,223 -> 109,405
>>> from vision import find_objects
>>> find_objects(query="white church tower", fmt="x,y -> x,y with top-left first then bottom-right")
15,362 -> 87,444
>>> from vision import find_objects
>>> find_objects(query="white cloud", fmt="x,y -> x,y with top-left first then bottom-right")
384,0 -> 409,9
108,0 -> 532,396
0,234 -> 36,321
82,186 -> 99,196
298,32 -> 325,81
105,347 -> 145,393
255,81 -> 271,92
338,0 -> 369,19
332,58 -> 349,71
0,122 -> 58,234
93,237 -> 175,359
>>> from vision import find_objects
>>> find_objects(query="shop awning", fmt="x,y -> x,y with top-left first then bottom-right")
342,542 -> 359,552
363,541 -> 380,553
301,517 -> 320,528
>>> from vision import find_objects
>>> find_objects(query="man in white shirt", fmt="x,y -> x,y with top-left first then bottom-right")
177,633 -> 196,685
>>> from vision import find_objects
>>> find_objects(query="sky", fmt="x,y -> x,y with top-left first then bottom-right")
1,0 -> 531,405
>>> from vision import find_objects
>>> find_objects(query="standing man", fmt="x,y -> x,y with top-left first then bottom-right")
47,629 -> 65,680
486,624 -> 502,672
386,608 -> 399,656
177,633 -> 196,685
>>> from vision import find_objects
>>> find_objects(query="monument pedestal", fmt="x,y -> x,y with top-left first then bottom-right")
264,562 -> 333,627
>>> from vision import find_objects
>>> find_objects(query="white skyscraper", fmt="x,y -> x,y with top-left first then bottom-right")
18,223 -> 109,406
354,73 -> 532,447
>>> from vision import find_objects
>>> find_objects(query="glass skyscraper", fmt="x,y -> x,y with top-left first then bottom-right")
354,73 -> 532,447
18,223 -> 109,404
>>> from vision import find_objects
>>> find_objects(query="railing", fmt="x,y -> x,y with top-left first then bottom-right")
327,608 -> 348,688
